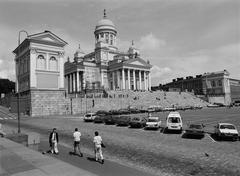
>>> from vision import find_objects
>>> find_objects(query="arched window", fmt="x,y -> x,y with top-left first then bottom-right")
37,55 -> 46,70
49,56 -> 58,71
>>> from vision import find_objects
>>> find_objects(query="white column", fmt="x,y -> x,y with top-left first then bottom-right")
117,70 -> 120,89
122,69 -> 125,90
144,71 -> 147,90
30,49 -> 37,88
112,71 -> 115,90
139,70 -> 142,90
59,52 -> 65,89
76,71 -> 80,92
69,73 -> 72,93
101,71 -> 104,87
128,69 -> 131,90
133,70 -> 136,90
73,72 -> 76,92
149,71 -> 151,91
46,52 -> 49,70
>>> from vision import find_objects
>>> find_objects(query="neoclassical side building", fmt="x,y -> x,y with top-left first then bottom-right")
13,30 -> 68,116
64,10 -> 152,93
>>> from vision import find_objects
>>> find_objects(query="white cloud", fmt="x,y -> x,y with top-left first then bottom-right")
139,33 -> 166,51
151,65 -> 172,79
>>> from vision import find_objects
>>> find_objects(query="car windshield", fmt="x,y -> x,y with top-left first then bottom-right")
148,119 -> 158,122
168,117 -> 180,123
85,114 -> 91,117
220,125 -> 235,129
189,124 -> 202,129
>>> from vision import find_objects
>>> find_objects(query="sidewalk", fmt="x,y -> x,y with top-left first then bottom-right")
0,137 -> 97,176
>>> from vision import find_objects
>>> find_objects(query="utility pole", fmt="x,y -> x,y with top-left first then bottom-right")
17,30 -> 28,133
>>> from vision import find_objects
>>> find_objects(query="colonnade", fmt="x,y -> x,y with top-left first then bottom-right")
65,71 -> 85,93
110,68 -> 151,91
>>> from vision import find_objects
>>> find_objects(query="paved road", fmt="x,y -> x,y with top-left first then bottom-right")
4,121 -> 157,176
38,140 -> 157,176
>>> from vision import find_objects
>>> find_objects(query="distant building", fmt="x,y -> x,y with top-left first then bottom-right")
161,70 -> 240,105
64,10 -> 152,93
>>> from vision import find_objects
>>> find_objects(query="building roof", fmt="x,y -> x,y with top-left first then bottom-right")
13,30 -> 67,54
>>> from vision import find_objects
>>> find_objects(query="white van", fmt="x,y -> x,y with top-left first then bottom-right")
166,111 -> 183,132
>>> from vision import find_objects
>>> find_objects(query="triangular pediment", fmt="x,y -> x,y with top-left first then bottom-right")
130,60 -> 145,66
124,57 -> 151,68
28,31 -> 67,46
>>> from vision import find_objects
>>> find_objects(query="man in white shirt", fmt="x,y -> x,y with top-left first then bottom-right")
73,128 -> 83,157
93,131 -> 104,164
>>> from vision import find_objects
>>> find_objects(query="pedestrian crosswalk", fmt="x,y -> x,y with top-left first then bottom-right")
0,106 -> 17,121
0,117 -> 17,120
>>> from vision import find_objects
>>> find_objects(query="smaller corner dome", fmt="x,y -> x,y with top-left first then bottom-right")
75,44 -> 85,54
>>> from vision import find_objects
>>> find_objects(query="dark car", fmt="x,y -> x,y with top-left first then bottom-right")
104,114 -> 117,125
129,116 -> 147,128
115,115 -> 131,126
184,124 -> 205,138
94,113 -> 106,123
129,107 -> 141,114
118,109 -> 131,115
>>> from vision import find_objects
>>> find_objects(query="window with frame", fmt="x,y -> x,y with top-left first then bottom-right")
218,80 -> 222,86
211,80 -> 216,87
49,56 -> 58,71
37,55 -> 46,70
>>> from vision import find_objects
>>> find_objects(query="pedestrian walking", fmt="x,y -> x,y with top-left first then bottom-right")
49,128 -> 59,154
93,131 -> 105,164
73,128 -> 83,157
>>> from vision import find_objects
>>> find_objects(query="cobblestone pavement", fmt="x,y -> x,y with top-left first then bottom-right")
2,107 -> 240,176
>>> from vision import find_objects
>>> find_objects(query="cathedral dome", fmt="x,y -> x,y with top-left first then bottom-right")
95,10 -> 117,33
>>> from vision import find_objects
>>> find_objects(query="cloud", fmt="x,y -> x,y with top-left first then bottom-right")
139,33 -> 166,51
151,65 -> 172,79
151,42 -> 240,85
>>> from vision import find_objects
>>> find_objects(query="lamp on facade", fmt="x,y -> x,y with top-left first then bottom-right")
17,30 -> 28,133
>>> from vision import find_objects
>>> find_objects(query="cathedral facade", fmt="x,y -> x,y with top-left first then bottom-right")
64,10 -> 152,93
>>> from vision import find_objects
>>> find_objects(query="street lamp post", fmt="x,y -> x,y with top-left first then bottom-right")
17,30 -> 28,133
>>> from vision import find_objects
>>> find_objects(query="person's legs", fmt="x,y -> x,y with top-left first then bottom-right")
99,147 -> 104,164
77,144 -> 83,156
74,142 -> 77,154
51,142 -> 54,153
54,142 -> 59,154
95,147 -> 99,161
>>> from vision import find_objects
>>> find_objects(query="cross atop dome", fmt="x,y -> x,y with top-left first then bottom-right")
103,9 -> 107,18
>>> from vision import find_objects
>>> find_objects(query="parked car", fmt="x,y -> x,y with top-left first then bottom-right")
129,116 -> 147,128
214,123 -> 239,141
184,124 -> 205,138
145,116 -> 161,129
84,113 -> 96,122
94,113 -> 107,123
166,111 -> 183,133
115,115 -> 131,126
104,114 -> 117,125
118,109 -> 131,115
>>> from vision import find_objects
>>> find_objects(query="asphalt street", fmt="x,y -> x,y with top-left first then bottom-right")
37,140 -> 156,176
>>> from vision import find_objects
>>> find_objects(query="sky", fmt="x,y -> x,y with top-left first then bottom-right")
0,0 -> 239,86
